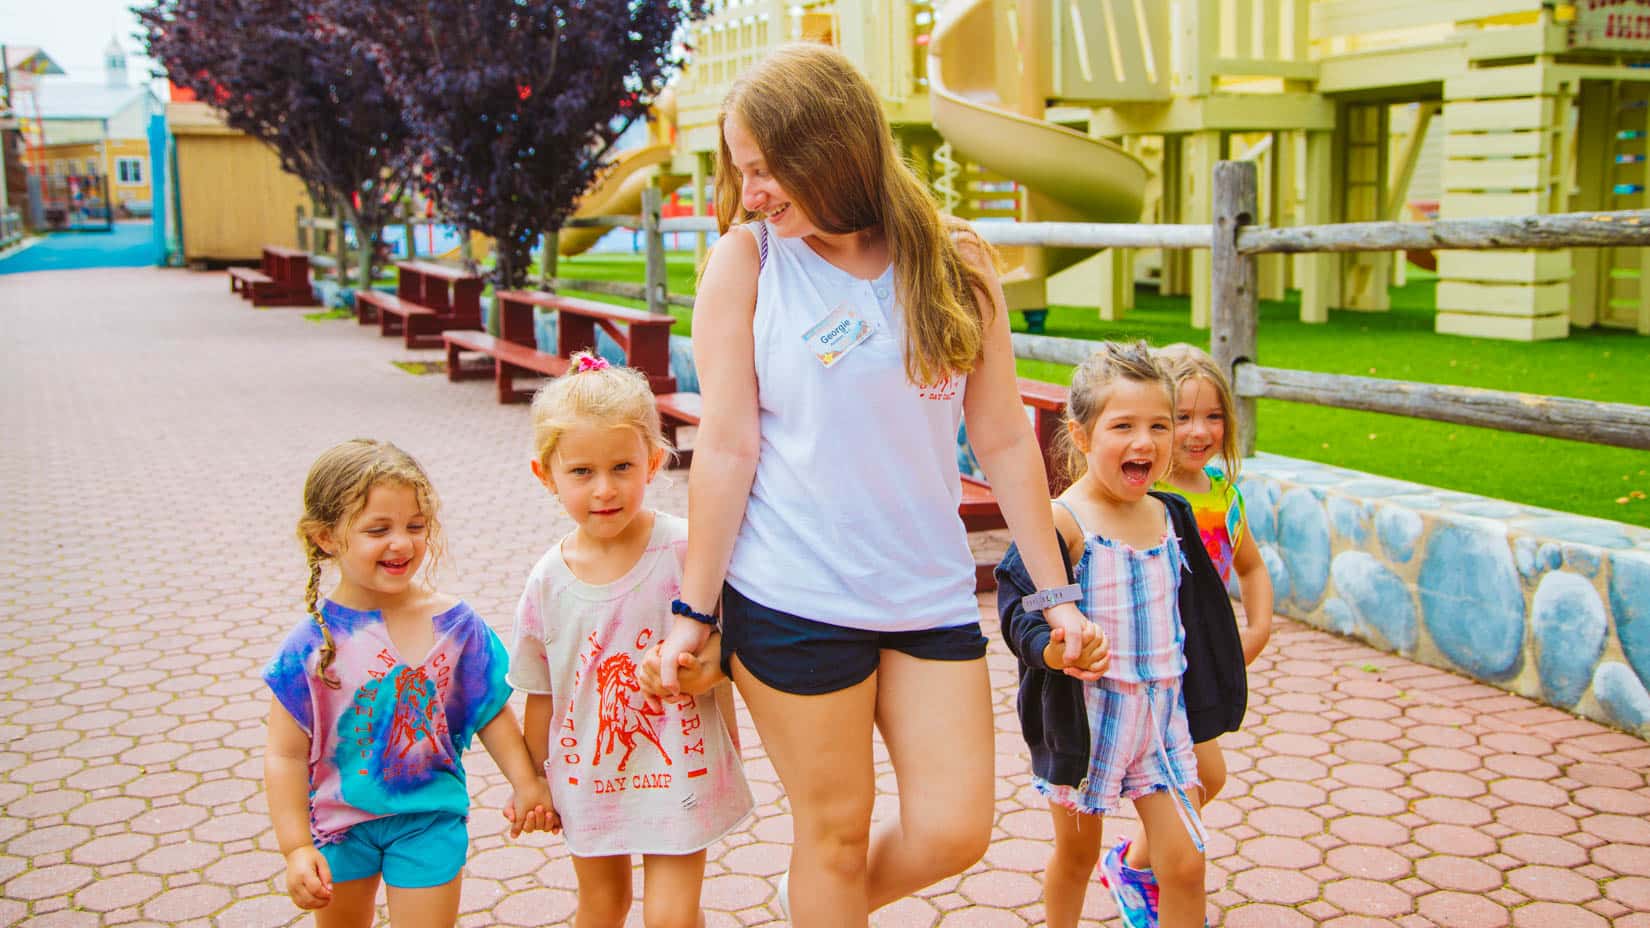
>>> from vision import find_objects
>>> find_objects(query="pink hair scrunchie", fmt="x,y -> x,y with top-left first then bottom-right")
573,354 -> 610,373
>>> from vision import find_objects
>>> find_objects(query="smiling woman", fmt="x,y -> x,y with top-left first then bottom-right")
642,43 -> 1096,928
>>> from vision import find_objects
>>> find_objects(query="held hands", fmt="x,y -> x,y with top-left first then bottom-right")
639,633 -> 724,698
642,619 -> 715,702
502,775 -> 559,837
283,846 -> 334,910
1043,602 -> 1109,680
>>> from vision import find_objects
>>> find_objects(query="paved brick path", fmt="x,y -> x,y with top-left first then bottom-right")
3,266 -> 1649,928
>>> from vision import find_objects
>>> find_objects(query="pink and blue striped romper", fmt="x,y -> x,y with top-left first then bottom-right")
1035,500 -> 1206,847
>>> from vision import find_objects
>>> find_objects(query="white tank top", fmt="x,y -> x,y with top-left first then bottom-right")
725,222 -> 979,631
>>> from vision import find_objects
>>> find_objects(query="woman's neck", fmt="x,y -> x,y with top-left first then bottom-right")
804,226 -> 888,278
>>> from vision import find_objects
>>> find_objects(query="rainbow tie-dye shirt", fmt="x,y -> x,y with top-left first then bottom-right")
262,600 -> 512,845
1155,466 -> 1247,583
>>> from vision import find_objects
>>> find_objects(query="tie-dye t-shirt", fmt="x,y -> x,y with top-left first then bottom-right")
1155,466 -> 1247,583
508,511 -> 753,858
262,600 -> 511,845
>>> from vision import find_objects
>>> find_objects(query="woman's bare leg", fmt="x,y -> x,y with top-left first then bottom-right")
731,658 -> 877,928
864,650 -> 994,908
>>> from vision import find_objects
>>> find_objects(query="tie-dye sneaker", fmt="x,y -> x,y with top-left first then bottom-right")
1097,837 -> 1159,928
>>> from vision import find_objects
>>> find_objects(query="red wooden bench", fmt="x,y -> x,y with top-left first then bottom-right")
361,261 -> 484,348
654,378 -> 1072,593
442,290 -> 678,403
227,266 -> 277,302
261,245 -> 317,305
228,245 -> 316,306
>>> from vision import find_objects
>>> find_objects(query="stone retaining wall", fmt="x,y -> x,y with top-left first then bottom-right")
1240,453 -> 1650,740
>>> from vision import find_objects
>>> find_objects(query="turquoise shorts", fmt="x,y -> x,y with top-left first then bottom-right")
320,811 -> 468,888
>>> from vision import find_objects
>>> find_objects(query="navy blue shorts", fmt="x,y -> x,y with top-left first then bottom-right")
720,583 -> 988,695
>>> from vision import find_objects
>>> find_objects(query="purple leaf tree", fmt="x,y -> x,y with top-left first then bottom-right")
138,0 -> 415,289
327,0 -> 705,289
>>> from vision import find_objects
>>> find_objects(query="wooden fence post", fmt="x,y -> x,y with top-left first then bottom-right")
296,204 -> 307,252
1211,160 -> 1260,457
642,186 -> 668,316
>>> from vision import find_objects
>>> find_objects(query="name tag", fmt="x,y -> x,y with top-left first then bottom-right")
801,304 -> 875,368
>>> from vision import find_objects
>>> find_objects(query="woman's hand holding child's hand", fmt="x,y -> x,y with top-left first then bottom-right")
1042,603 -> 1108,680
641,633 -> 724,698
283,846 -> 334,910
641,620 -> 714,702
1042,618 -> 1110,682
503,776 -> 559,837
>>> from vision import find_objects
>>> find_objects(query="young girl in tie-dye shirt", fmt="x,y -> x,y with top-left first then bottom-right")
263,439 -> 552,926
508,354 -> 752,925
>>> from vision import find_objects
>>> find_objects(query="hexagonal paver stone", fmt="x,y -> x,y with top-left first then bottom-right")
5,863 -> 95,901
72,872 -> 164,912
1323,877 -> 1415,918
142,884 -> 232,922
490,887 -> 577,926
1506,865 -> 1602,904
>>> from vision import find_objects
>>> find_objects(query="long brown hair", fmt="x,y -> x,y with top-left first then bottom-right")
295,439 -> 445,686
714,43 -> 989,384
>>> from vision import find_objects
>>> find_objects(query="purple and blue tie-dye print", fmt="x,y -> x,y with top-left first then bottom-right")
262,600 -> 511,845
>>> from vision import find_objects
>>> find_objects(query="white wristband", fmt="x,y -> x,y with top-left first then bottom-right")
1022,583 -> 1082,612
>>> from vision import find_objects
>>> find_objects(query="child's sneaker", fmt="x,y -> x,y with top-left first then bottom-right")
1097,837 -> 1159,928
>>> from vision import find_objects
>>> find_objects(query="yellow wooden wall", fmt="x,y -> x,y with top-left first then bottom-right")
168,103 -> 308,262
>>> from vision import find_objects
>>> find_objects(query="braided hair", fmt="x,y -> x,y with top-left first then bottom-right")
295,439 -> 444,686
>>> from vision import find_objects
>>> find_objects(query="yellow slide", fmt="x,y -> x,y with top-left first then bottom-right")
927,0 -> 1149,308
558,143 -> 691,257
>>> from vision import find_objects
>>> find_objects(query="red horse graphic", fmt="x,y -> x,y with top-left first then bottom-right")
389,666 -> 437,761
593,652 -> 670,772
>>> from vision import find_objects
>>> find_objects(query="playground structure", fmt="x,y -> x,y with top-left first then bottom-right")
593,0 -> 1650,341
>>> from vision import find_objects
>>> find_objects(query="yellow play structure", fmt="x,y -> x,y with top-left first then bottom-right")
568,1 -> 1650,341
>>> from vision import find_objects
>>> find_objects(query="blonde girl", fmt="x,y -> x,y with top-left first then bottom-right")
1153,343 -> 1274,661
1101,344 -> 1274,924
508,353 -> 752,928
995,342 -> 1247,928
263,439 -> 552,928
643,43 -> 1099,928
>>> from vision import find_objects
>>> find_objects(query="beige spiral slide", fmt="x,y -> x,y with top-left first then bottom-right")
556,143 -> 692,257
927,0 -> 1149,308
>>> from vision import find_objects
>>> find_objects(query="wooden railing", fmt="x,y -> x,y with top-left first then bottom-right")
987,161 -> 1650,455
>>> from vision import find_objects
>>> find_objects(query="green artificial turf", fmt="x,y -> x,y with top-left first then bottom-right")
550,253 -> 1650,528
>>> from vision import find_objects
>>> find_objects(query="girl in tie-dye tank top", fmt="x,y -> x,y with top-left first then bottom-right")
1099,345 -> 1277,928
263,440 -> 553,926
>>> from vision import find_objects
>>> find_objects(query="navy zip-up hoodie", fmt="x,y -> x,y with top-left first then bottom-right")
995,490 -> 1247,789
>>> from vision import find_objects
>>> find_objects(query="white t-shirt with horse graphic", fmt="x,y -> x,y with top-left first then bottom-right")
508,511 -> 753,857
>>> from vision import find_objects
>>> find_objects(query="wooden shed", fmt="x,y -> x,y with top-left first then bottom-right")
166,100 -> 307,263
